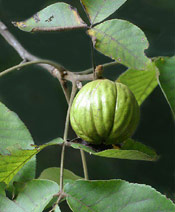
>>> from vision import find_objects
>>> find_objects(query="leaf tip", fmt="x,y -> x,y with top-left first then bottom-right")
12,20 -> 30,32
12,21 -> 25,28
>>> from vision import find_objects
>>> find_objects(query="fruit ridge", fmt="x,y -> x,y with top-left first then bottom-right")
70,79 -> 140,145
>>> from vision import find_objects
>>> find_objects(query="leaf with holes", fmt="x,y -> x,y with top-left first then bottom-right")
81,0 -> 127,25
65,180 -> 175,212
88,19 -> 151,70
117,64 -> 158,105
155,57 -> 175,118
13,3 -> 87,32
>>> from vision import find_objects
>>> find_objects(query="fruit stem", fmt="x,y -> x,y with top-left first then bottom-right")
59,82 -> 77,192
90,39 -> 96,80
80,149 -> 89,180
75,61 -> 119,75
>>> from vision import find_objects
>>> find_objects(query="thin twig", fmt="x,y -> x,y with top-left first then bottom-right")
90,39 -> 96,80
1,19 -> 92,208
49,192 -> 67,212
0,20 -> 117,83
75,61 -> 119,75
59,82 -> 77,196
0,20 -> 72,102
0,60 -> 63,77
0,21 -> 65,73
49,82 -> 78,211
80,149 -> 89,180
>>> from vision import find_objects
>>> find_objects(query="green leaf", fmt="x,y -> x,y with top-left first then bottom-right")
16,179 -> 59,212
81,0 -> 127,25
13,3 -> 87,32
0,101 -> 35,186
54,205 -> 61,212
38,167 -> 83,185
70,138 -> 158,161
117,64 -> 158,105
0,194 -> 23,212
0,138 -> 64,185
65,180 -> 175,212
0,179 -> 59,212
0,182 -> 6,196
155,57 -> 175,118
88,19 -> 151,70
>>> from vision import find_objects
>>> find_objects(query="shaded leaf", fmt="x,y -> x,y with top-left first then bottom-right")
16,179 -> 59,212
117,64 -> 158,105
38,167 -> 83,185
70,138 -> 158,161
12,181 -> 26,197
88,19 -> 151,70
0,182 -> 6,196
0,102 -> 35,187
155,57 -> 175,118
0,194 -> 23,212
13,3 -> 87,32
81,0 -> 127,25
0,138 -> 64,185
70,142 -> 96,154
0,179 -> 59,212
65,180 -> 175,212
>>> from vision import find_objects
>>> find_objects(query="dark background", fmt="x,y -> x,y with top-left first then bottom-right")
0,0 -> 175,211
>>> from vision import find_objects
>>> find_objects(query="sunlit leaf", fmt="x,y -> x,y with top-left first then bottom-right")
13,3 -> 87,32
88,19 -> 151,70
16,179 -> 59,212
0,138 -> 64,185
155,57 -> 175,118
81,0 -> 127,25
0,102 -> 35,186
70,138 -> 158,161
65,180 -> 175,212
117,63 -> 158,105
38,167 -> 82,185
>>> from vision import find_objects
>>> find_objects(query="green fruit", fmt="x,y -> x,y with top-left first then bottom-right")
70,79 -> 140,145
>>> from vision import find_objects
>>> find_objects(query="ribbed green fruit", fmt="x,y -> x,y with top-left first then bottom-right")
70,79 -> 140,145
